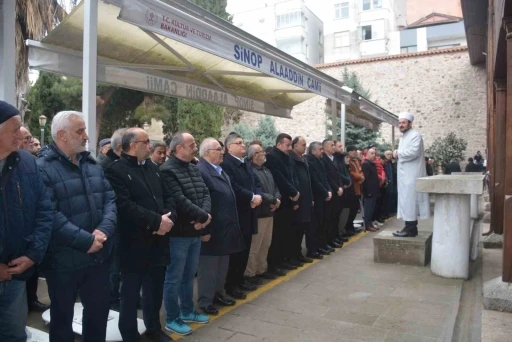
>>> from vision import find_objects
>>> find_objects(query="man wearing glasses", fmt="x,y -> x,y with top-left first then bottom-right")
20,126 -> 34,153
221,133 -> 263,299
105,127 -> 176,342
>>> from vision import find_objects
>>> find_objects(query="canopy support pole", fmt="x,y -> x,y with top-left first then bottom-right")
392,126 -> 396,148
340,103 -> 346,147
0,0 -> 16,105
83,0 -> 98,157
331,100 -> 338,140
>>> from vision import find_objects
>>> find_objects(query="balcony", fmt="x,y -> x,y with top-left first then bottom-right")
275,25 -> 307,40
359,38 -> 387,57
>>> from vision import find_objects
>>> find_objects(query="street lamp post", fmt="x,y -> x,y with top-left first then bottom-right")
39,115 -> 47,147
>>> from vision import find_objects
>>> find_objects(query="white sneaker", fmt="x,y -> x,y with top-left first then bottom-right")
354,223 -> 362,228
373,221 -> 384,227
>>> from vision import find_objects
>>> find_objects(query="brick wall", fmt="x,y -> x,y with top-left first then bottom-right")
224,49 -> 487,159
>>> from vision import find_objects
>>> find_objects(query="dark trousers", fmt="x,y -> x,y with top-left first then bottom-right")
345,198 -> 360,232
372,193 -> 383,222
268,207 -> 292,267
325,199 -> 340,243
313,199 -> 328,250
119,266 -> 165,342
381,186 -> 392,219
292,222 -> 314,257
46,263 -> 110,342
26,268 -> 39,303
363,196 -> 377,228
226,234 -> 252,290
109,243 -> 121,306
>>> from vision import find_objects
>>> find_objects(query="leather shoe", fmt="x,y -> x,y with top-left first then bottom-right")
268,267 -> 287,276
336,237 -> 349,243
145,330 -> 174,342
330,241 -> 343,248
214,293 -> 236,306
200,305 -> 219,315
226,288 -> 247,300
240,282 -> 257,292
29,300 -> 50,312
257,272 -> 277,280
392,230 -> 418,237
307,252 -> 323,260
365,227 -> 378,232
244,276 -> 262,285
318,248 -> 331,255
288,258 -> 304,267
296,255 -> 313,263
279,261 -> 298,270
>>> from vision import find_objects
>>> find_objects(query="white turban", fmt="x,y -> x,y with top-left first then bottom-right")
398,112 -> 414,122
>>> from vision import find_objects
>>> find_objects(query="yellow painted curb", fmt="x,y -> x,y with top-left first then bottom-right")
170,230 -> 369,340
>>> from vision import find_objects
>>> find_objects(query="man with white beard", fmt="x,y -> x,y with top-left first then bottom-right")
392,112 -> 430,237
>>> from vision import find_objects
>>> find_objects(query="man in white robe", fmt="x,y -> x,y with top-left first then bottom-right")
392,112 -> 430,237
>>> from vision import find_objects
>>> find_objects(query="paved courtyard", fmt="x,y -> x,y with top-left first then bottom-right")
28,218 -> 464,341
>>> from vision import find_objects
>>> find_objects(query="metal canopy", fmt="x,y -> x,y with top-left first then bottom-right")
27,0 -> 398,127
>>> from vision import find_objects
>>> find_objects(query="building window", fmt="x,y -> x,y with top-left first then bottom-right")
361,25 -> 372,40
373,0 -> 382,8
362,0 -> 371,11
400,45 -> 417,53
276,11 -> 302,29
334,2 -> 349,19
334,31 -> 350,48
428,44 -> 460,50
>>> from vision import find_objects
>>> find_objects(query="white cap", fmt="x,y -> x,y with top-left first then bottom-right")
398,112 -> 414,122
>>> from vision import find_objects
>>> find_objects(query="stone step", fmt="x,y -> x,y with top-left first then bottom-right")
483,213 -> 491,224
483,233 -> 503,249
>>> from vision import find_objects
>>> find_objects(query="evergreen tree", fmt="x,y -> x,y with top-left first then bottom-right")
232,116 -> 279,148
426,132 -> 468,172
325,67 -> 381,149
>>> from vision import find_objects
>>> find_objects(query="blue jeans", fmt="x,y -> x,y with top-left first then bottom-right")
164,237 -> 201,322
363,196 -> 377,228
0,280 -> 27,342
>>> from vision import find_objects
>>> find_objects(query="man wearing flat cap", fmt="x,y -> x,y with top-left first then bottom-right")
0,101 -> 53,342
392,112 -> 430,237
97,138 -> 111,163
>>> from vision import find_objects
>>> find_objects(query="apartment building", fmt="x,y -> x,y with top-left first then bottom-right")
229,0 -> 324,65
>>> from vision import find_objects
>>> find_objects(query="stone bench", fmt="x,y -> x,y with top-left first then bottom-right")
373,230 -> 432,266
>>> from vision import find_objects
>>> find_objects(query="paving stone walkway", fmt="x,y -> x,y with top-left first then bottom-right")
182,218 -> 463,342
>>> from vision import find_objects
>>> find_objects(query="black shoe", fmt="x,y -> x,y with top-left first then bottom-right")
268,267 -> 287,276
318,248 -> 331,255
214,293 -> 236,306
279,261 -> 298,270
257,272 -> 277,280
240,282 -> 257,292
392,230 -> 418,237
29,300 -> 50,312
200,305 -> 219,315
330,241 -> 343,248
244,276 -> 262,285
296,255 -> 313,263
336,237 -> 349,243
307,252 -> 324,260
226,288 -> 247,300
288,258 -> 304,267
145,330 -> 174,342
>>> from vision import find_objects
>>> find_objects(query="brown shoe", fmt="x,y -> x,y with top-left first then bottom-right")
365,227 -> 378,232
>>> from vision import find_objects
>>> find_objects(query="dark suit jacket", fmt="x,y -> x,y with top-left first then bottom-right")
321,153 -> 342,200
197,160 -> 245,256
265,147 -> 299,208
220,154 -> 263,238
362,159 -> 380,198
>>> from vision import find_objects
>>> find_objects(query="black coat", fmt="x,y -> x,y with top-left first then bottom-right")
362,159 -> 380,198
264,147 -> 299,208
321,153 -> 342,200
99,148 -> 120,170
251,163 -> 281,218
105,153 -> 176,273
197,160 -> 245,256
305,154 -> 331,200
465,162 -> 481,173
289,151 -> 313,223
445,161 -> 462,175
220,154 -> 263,238
333,152 -> 352,186
160,155 -> 211,237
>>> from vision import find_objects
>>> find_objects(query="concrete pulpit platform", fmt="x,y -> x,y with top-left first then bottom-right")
416,174 -> 485,280
373,230 -> 432,266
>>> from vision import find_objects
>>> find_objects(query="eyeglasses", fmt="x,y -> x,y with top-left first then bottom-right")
134,139 -> 150,144
230,141 -> 245,146
24,136 -> 34,142
208,147 -> 224,152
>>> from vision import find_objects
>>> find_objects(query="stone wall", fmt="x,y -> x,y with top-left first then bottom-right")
223,48 -> 487,158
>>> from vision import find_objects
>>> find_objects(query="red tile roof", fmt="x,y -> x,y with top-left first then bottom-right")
315,46 -> 469,69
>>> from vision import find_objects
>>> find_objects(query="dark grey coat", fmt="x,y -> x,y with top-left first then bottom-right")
250,163 -> 281,218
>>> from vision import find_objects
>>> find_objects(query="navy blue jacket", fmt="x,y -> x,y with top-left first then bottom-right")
220,154 -> 263,238
0,150 -> 53,280
36,144 -> 117,272
197,160 -> 245,256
